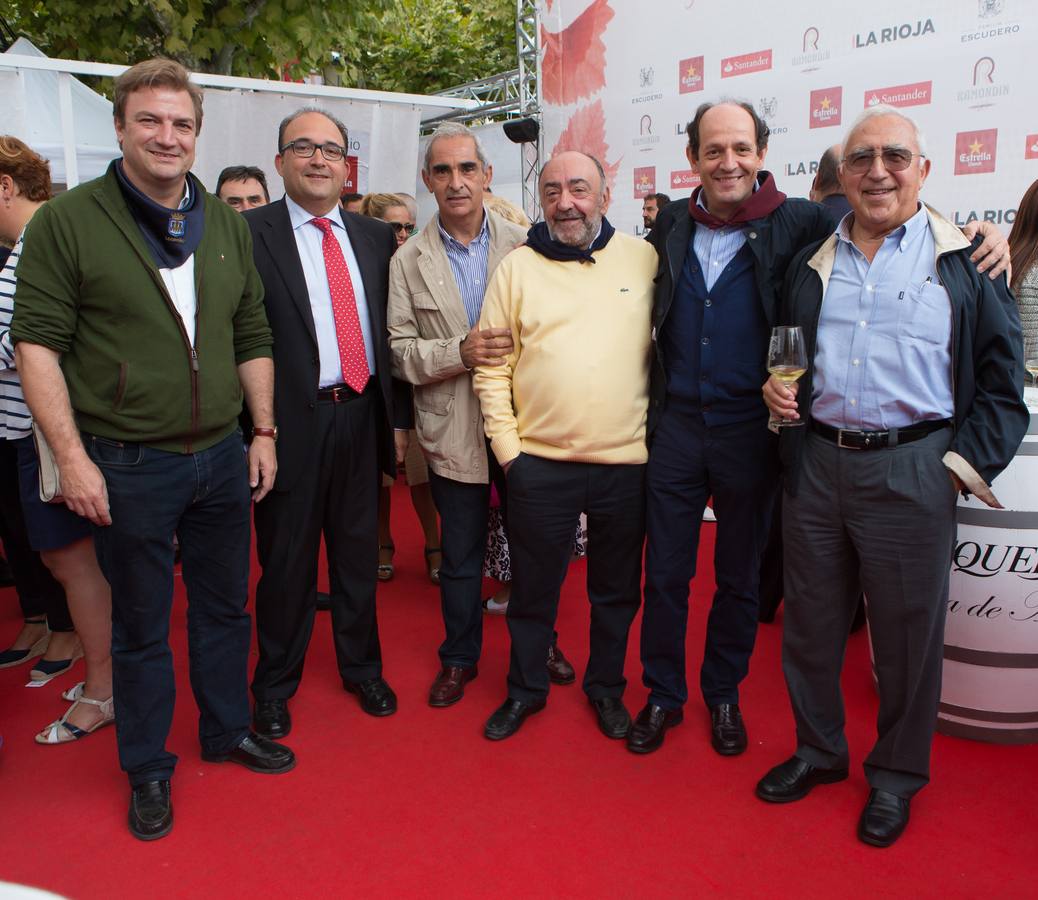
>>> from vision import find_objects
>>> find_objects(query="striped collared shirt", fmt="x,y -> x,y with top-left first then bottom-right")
691,182 -> 757,291
438,211 -> 491,327
0,231 -> 33,440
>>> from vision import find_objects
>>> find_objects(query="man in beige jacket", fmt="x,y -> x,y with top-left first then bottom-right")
388,123 -> 574,708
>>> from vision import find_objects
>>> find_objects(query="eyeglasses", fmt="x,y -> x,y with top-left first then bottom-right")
388,222 -> 415,236
842,148 -> 924,174
280,139 -> 347,162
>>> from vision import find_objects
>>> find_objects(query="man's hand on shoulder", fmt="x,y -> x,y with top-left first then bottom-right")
962,220 -> 1010,280
460,324 -> 514,369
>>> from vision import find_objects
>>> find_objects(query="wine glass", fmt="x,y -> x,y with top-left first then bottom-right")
767,325 -> 808,428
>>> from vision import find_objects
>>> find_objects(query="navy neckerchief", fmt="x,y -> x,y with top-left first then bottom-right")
113,159 -> 204,268
525,216 -> 616,263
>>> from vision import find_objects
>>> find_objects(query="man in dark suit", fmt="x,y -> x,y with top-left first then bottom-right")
244,107 -> 404,739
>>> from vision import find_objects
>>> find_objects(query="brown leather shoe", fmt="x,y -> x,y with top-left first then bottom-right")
428,665 -> 478,707
546,639 -> 575,685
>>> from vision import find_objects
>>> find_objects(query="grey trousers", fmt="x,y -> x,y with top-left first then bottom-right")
782,426 -> 956,798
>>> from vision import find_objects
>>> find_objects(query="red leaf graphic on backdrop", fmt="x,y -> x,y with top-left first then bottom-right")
541,0 -> 614,106
550,100 -> 621,192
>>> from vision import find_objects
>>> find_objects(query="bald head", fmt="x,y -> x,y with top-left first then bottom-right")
539,151 -> 611,249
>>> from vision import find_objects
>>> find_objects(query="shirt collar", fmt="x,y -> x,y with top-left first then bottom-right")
286,194 -> 345,232
438,209 -> 489,251
837,202 -> 927,252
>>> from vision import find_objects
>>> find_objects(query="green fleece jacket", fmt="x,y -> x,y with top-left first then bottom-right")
11,164 -> 272,453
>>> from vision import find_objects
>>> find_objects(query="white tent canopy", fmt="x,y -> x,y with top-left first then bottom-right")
0,41 -> 478,195
2,38 -> 118,185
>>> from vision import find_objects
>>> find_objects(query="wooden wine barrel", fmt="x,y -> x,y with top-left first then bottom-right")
938,402 -> 1038,744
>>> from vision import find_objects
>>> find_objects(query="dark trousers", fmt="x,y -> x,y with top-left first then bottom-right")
783,429 -> 956,798
0,438 -> 72,631
427,446 -> 507,668
252,391 -> 381,699
88,430 -> 252,787
641,400 -> 778,709
506,454 -> 645,704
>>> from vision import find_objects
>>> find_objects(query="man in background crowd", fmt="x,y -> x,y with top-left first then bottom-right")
216,165 -> 269,212
809,146 -> 851,220
642,192 -> 670,238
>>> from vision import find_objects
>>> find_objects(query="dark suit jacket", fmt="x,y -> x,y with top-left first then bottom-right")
243,199 -> 408,491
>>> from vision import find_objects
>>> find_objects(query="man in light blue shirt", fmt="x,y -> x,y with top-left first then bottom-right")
758,105 -> 1027,849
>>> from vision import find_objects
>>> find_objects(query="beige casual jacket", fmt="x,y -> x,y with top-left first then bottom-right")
388,209 -> 527,484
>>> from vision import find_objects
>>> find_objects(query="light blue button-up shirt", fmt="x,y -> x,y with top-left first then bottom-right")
438,211 -> 491,327
691,187 -> 752,290
812,205 -> 954,430
286,195 -> 376,387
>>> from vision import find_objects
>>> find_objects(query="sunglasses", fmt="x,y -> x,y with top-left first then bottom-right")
842,148 -> 924,174
388,222 -> 416,236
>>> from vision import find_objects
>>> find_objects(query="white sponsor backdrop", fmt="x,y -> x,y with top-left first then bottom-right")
540,0 -> 1035,236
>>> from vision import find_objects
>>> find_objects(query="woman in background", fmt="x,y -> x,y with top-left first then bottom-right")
1009,178 -> 1038,351
0,136 -> 114,742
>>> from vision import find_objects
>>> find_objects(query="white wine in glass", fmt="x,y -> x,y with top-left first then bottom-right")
767,325 -> 808,427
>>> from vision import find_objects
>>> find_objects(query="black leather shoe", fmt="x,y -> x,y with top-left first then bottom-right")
202,732 -> 296,774
755,755 -> 849,803
128,780 -> 173,841
710,703 -> 748,756
626,703 -> 683,754
344,677 -> 398,716
253,699 -> 291,739
546,639 -> 576,685
590,697 -> 631,739
484,697 -> 546,741
858,789 -> 910,847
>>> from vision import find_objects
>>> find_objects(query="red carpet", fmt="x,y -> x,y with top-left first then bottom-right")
0,482 -> 1035,898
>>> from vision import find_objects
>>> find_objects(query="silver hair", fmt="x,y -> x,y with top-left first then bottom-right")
277,106 -> 349,153
423,122 -> 490,172
842,104 -> 928,163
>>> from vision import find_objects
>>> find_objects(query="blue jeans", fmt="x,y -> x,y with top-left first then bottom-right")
87,429 -> 252,787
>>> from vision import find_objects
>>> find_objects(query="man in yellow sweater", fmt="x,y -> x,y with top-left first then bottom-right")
473,151 -> 657,741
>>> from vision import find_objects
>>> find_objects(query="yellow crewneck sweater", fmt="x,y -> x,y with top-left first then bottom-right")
473,233 -> 657,466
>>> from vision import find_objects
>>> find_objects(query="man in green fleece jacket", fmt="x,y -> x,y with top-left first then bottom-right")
11,58 -> 293,842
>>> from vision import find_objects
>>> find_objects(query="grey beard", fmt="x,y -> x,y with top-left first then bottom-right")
546,215 -> 597,249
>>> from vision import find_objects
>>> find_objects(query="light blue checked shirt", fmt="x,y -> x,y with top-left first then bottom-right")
438,211 -> 491,327
811,205 -> 954,430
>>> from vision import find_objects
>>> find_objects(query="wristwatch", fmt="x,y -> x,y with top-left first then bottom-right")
252,426 -> 278,441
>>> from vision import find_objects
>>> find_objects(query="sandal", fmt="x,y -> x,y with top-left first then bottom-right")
424,546 -> 442,585
30,639 -> 83,684
377,543 -> 395,582
0,617 -> 50,668
36,693 -> 115,744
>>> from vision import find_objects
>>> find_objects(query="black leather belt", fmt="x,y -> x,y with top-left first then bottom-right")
810,418 -> 950,450
316,380 -> 370,403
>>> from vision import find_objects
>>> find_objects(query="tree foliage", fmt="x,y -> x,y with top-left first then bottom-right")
345,0 -> 516,94
1,0 -> 392,78
1,0 -> 517,93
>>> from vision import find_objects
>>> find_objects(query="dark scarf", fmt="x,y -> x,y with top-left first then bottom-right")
688,171 -> 786,229
525,216 -> 616,263
113,159 -> 204,268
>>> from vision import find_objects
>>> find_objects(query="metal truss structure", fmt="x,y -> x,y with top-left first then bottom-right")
424,0 -> 542,221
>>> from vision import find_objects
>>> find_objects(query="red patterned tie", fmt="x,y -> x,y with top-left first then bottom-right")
310,217 -> 370,392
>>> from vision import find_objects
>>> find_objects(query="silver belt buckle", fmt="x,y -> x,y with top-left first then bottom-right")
836,429 -> 862,450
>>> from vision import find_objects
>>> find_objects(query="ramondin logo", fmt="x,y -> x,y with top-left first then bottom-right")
957,56 -> 1010,108
792,26 -> 830,70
